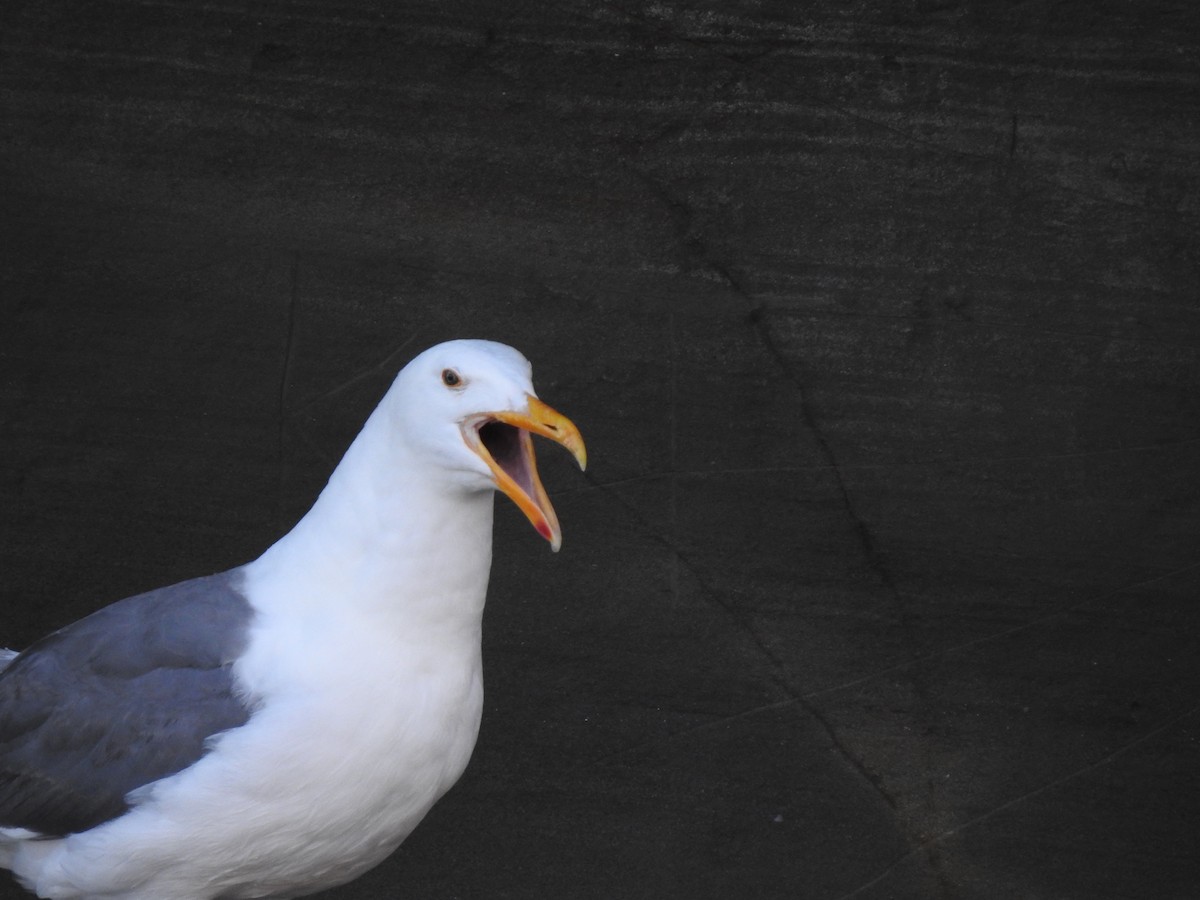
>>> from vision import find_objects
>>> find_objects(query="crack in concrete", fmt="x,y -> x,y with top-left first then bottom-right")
614,154 -> 954,888
747,300 -> 957,899
833,702 -> 1200,900
746,305 -> 911,614
626,157 -> 917,653
614,157 -> 918,799
574,462 -> 901,815
563,554 -> 1200,772
290,333 -> 421,415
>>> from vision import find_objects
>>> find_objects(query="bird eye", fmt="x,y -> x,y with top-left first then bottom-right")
441,368 -> 462,388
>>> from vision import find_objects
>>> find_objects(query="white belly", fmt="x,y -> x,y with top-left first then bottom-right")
12,623 -> 485,900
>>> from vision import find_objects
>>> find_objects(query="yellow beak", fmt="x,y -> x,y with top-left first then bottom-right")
462,396 -> 586,551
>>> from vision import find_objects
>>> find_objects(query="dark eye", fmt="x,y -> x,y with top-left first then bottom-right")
441,368 -> 462,387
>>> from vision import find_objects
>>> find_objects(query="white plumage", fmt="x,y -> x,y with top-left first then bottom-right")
0,340 -> 586,899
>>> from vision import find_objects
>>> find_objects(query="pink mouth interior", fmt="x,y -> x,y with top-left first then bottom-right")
479,420 -> 536,498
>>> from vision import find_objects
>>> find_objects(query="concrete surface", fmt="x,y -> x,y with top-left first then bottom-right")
1,2 -> 1198,898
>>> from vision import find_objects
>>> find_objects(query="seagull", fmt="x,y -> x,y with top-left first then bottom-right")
0,339 -> 586,899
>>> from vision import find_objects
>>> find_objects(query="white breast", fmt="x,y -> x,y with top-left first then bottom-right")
22,611 -> 484,900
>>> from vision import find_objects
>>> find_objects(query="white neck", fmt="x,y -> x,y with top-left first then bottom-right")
243,407 -> 496,641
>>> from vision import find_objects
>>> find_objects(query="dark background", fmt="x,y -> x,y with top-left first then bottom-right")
2,2 -> 1198,898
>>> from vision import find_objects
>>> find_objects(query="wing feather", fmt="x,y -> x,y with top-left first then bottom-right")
0,570 -> 255,836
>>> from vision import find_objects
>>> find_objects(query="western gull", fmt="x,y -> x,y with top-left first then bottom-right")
0,339 -> 587,899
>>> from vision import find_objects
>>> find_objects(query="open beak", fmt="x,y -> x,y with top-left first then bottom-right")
462,395 -> 587,551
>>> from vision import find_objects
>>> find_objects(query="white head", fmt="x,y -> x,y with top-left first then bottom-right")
381,340 -> 586,551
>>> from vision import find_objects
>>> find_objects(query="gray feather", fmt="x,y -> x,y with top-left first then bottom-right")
0,570 -> 255,836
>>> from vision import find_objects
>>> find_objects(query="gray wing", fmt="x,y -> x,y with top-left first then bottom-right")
0,570 -> 255,836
